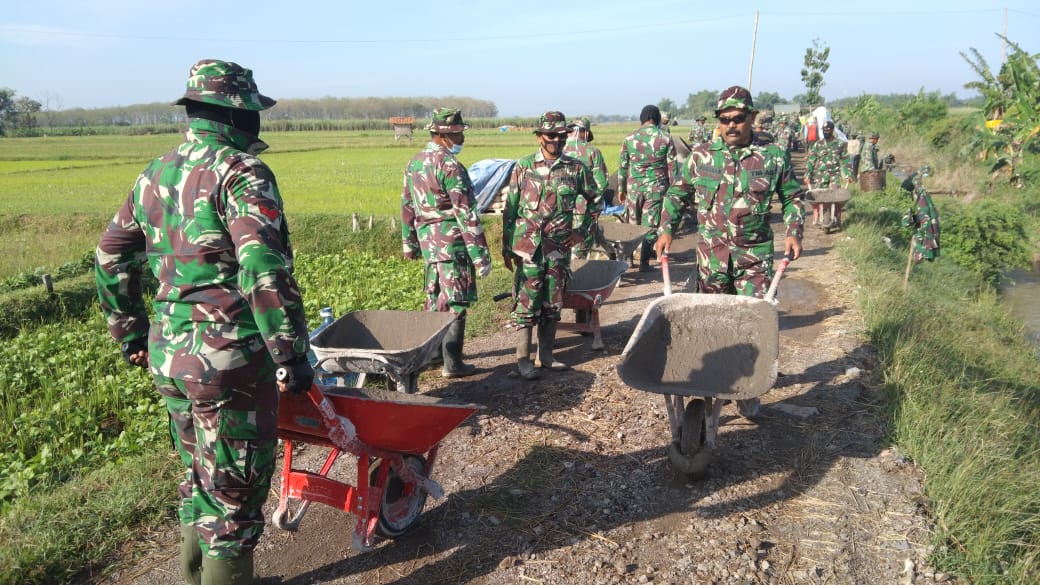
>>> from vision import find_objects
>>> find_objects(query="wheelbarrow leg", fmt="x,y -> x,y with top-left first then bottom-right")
590,308 -> 605,350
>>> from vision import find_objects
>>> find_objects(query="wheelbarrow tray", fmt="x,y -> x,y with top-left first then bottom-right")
278,385 -> 482,454
805,188 -> 852,203
564,259 -> 629,310
617,293 -> 778,400
310,310 -> 455,377
594,221 -> 650,258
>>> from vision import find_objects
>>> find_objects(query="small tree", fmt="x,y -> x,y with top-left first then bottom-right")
800,38 -> 831,107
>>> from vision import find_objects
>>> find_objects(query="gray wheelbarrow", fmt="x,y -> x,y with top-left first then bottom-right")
594,220 -> 650,266
311,310 -> 456,393
617,254 -> 789,478
560,259 -> 630,350
805,188 -> 852,234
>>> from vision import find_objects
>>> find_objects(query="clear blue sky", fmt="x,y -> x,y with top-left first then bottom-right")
1,1 -> 1037,117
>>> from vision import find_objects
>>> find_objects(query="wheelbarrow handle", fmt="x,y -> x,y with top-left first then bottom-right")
764,254 -> 791,305
660,252 -> 672,296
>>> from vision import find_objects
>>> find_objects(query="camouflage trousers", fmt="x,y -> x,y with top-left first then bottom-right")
156,375 -> 278,559
510,245 -> 571,327
423,252 -> 477,315
694,238 -> 775,298
623,191 -> 661,243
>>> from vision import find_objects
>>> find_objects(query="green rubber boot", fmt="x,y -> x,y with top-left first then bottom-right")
441,317 -> 477,378
516,327 -> 540,380
537,320 -> 569,371
179,525 -> 202,585
201,552 -> 253,585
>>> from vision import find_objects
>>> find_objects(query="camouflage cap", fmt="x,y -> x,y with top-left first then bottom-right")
869,131 -> 880,139
173,59 -> 275,111
567,116 -> 594,141
661,111 -> 671,122
713,85 -> 755,116
534,111 -> 568,134
426,108 -> 468,133
695,115 -> 707,122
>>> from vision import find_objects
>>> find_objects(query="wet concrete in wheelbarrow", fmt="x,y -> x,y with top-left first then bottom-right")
96,219 -> 960,585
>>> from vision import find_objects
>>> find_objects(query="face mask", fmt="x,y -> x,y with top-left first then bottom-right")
450,143 -> 463,155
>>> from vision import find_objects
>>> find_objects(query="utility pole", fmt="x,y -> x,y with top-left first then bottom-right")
748,10 -> 760,91
1002,7 -> 1008,63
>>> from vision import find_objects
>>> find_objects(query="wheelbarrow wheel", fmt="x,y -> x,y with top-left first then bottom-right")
668,399 -> 712,479
370,454 -> 429,538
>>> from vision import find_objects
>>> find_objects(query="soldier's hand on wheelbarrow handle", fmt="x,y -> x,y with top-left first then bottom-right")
120,338 -> 148,369
276,357 -> 315,395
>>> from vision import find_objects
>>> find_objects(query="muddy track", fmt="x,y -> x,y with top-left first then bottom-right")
98,153 -> 959,585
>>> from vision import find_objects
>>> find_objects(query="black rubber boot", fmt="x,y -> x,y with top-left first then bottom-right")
638,239 -> 654,272
180,524 -> 202,585
441,317 -> 477,379
201,551 -> 253,585
537,320 -> 569,371
516,327 -> 540,380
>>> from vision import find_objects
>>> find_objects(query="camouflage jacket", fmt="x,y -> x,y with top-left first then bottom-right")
805,138 -> 851,188
502,150 -> 596,262
660,138 -> 805,246
401,141 -> 491,268
860,141 -> 881,172
617,125 -> 676,200
775,127 -> 794,151
563,138 -> 608,215
95,118 -> 310,385
688,124 -> 713,145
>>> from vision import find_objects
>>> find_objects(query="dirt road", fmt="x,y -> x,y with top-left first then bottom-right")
98,210 -> 959,585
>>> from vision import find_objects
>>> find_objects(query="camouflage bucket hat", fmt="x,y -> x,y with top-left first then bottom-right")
534,111 -> 568,134
696,115 -> 707,122
713,85 -> 755,116
869,131 -> 880,139
567,116 -> 594,141
427,108 -> 468,133
173,59 -> 275,111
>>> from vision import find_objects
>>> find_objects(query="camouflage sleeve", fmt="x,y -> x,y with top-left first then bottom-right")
501,164 -> 522,258
840,145 -> 852,180
95,193 -> 150,344
775,151 -> 805,240
665,139 -> 678,188
573,165 -> 597,237
617,142 -> 629,199
805,147 -> 816,184
223,160 -> 310,364
591,148 -> 609,206
447,165 -> 491,269
660,156 -> 695,237
401,173 -> 421,260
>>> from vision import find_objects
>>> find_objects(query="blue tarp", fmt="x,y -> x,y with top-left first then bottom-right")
469,158 -> 516,212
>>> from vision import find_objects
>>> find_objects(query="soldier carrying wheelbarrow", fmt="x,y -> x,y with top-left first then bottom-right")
502,111 -> 597,380
654,85 -> 805,417
96,59 -> 314,585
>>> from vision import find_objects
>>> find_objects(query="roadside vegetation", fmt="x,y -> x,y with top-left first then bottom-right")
837,37 -> 1040,584
0,42 -> 1038,581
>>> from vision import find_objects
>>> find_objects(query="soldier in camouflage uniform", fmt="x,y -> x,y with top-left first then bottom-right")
901,167 -> 941,264
95,59 -> 313,585
618,104 -> 677,271
859,131 -> 882,173
804,120 -> 852,225
688,115 -> 713,146
774,119 -> 794,152
401,108 -> 492,379
502,111 -> 597,380
564,116 -> 608,259
654,86 -> 804,418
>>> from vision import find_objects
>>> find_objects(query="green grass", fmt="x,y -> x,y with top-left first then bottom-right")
842,194 -> 1040,585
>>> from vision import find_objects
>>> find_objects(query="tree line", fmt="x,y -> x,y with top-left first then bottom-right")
0,93 -> 499,137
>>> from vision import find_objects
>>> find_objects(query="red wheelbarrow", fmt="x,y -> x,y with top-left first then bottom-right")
274,382 -> 482,550
559,259 -> 629,350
